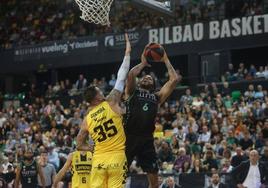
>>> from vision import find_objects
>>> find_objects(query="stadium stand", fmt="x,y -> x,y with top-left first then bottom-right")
0,68 -> 268,186
0,0 -> 266,50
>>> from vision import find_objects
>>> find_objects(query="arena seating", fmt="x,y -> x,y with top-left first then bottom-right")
0,0 -> 266,50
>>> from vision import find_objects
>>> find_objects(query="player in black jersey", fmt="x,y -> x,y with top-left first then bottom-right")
124,46 -> 179,188
15,148 -> 45,188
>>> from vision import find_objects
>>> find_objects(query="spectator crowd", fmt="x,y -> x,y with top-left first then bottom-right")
2,62 -> 265,101
1,0 -> 267,50
0,65 -> 268,186
223,63 -> 268,82
1,51 -> 266,104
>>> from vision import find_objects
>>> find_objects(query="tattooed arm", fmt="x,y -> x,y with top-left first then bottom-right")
107,33 -> 131,107
106,89 -> 122,105
76,119 -> 92,151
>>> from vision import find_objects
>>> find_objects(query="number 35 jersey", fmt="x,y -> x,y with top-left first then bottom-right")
124,89 -> 159,137
86,101 -> 126,155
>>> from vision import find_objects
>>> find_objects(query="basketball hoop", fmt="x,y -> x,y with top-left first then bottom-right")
75,0 -> 114,26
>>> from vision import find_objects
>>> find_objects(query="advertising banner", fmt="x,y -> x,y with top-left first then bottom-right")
14,37 -> 99,61
148,14 -> 268,44
0,14 -> 267,73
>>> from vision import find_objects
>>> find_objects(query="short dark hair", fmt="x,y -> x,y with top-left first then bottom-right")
84,86 -> 98,103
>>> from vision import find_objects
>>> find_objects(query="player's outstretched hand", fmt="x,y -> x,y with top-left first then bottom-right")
141,48 -> 151,67
160,45 -> 169,63
125,33 -> 131,56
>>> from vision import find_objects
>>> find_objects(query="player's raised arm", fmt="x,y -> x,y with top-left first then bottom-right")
125,48 -> 151,98
156,50 -> 180,105
106,33 -> 131,105
52,153 -> 73,188
76,119 -> 92,151
14,165 -> 21,188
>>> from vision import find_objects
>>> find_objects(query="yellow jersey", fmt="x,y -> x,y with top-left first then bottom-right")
71,151 -> 92,188
86,101 -> 126,155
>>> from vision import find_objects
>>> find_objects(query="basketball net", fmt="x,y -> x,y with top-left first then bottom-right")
74,0 -> 114,26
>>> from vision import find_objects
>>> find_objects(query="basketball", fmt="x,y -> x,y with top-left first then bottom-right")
144,43 -> 165,62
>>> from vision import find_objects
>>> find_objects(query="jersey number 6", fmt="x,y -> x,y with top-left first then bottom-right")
82,177 -> 86,183
93,119 -> 118,142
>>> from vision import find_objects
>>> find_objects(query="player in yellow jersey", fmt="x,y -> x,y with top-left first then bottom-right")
52,150 -> 93,188
76,33 -> 131,188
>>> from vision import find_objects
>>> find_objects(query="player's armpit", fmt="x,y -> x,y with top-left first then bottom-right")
106,89 -> 122,104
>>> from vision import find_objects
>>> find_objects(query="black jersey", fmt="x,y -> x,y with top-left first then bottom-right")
20,160 -> 38,188
124,89 -> 159,136
0,176 -> 7,188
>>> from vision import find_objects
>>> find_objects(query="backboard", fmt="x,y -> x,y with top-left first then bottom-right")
131,0 -> 176,16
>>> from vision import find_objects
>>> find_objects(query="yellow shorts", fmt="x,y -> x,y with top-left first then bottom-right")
90,152 -> 127,188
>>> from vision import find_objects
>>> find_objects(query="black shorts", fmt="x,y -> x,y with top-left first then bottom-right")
125,134 -> 158,173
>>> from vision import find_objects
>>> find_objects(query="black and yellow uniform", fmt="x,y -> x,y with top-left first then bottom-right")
71,151 -> 92,188
86,101 -> 127,188
124,89 -> 159,173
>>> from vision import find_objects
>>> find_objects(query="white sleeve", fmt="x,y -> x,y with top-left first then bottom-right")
114,55 -> 130,92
